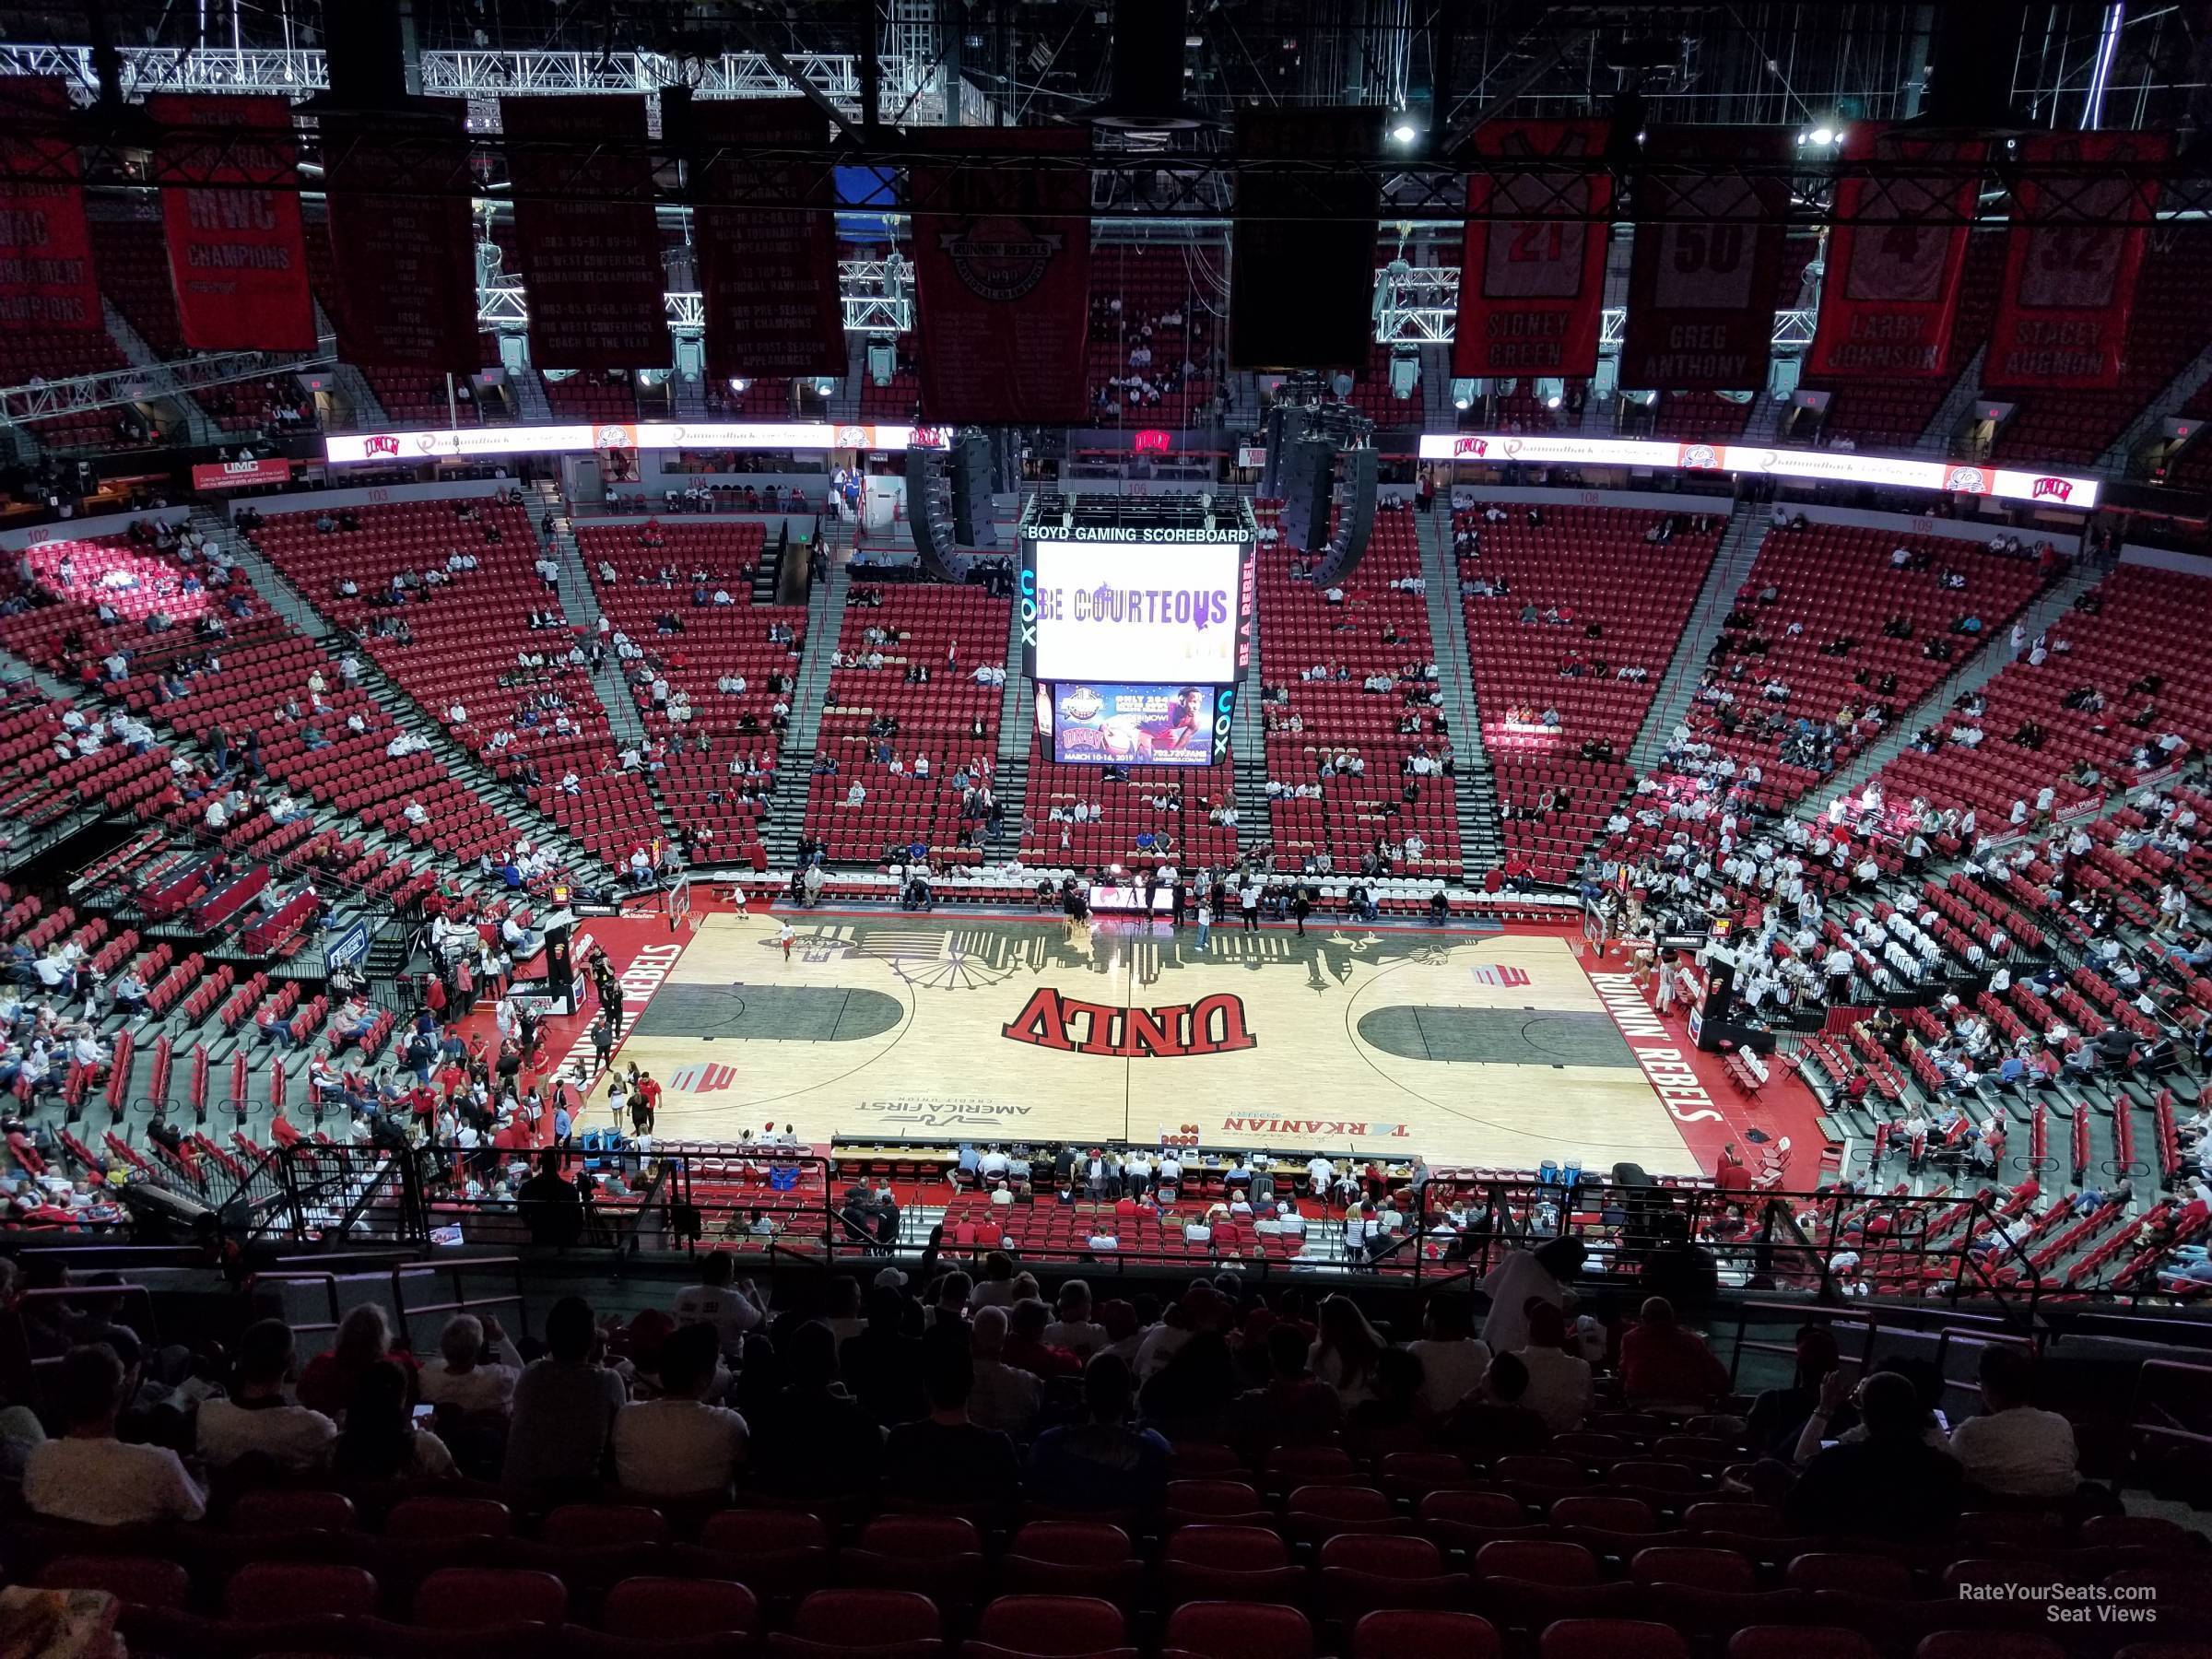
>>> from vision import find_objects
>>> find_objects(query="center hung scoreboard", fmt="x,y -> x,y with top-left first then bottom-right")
1018,495 -> 1260,769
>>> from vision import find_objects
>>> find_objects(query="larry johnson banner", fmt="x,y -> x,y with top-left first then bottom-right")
1806,124 -> 1986,382
1618,127 -> 1792,391
0,76 -> 103,335
1985,130 -> 2166,391
910,127 -> 1091,424
1453,119 -> 1613,382
147,94 -> 314,352
501,95 -> 669,372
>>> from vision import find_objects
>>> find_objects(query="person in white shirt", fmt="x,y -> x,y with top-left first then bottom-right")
1041,1280 -> 1110,1358
672,1253 -> 768,1357
1947,1345 -> 2078,1499
1475,1236 -> 1586,1356
195,1319 -> 335,1472
612,1324 -> 748,1498
966,1306 -> 1042,1435
1406,1292 -> 1493,1414
418,1313 -> 524,1415
27,1342 -> 206,1525
1512,1300 -> 1595,1431
1306,1155 -> 1335,1198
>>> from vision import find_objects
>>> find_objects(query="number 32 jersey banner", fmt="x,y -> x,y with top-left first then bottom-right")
1618,127 -> 1791,392
1985,131 -> 2164,391
1807,125 -> 1986,382
1453,120 -> 1613,381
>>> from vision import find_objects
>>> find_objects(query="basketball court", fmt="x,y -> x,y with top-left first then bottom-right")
594,911 -> 1738,1176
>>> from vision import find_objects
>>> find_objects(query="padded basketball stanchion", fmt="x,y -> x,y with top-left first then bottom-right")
190,1044 -> 209,1124
229,1051 -> 249,1122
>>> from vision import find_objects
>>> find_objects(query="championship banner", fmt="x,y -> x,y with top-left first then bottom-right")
1806,125 -> 1986,381
1618,127 -> 1791,391
501,96 -> 669,371
1985,130 -> 2165,391
1231,109 -> 1382,371
322,100 -> 480,371
910,127 -> 1091,424
147,94 -> 315,352
691,100 -> 846,382
0,77 -> 103,334
1453,119 -> 1613,381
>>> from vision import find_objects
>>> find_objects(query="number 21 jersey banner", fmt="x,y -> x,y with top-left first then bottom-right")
1453,120 -> 1613,382
1618,127 -> 1791,392
1806,125 -> 1986,382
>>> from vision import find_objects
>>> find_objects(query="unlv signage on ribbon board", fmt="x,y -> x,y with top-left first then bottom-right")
325,421 -> 928,463
1418,431 -> 2101,509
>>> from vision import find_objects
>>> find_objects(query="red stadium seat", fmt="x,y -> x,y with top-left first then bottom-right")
1162,1600 -> 1315,1659
1351,1610 -> 1503,1659
601,1577 -> 759,1641
225,1563 -> 380,1622
1787,1554 -> 1918,1598
1630,1547 -> 1758,1593
970,1594 -> 1129,1658
1476,1540 -> 1599,1586
227,1489 -> 359,1533
1541,1619 -> 1692,1659
414,1568 -> 568,1630
386,1496 -> 514,1540
542,1504 -> 671,1548
1731,1631 -> 1880,1659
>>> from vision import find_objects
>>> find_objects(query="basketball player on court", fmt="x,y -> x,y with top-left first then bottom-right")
779,921 -> 796,961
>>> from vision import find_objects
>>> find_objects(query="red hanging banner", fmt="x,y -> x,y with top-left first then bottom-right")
691,99 -> 846,383
147,94 -> 316,352
1985,130 -> 2165,391
501,95 -> 668,371
1806,125 -> 1986,382
322,100 -> 481,372
0,76 -> 104,334
910,127 -> 1091,424
1618,127 -> 1792,391
1453,120 -> 1613,381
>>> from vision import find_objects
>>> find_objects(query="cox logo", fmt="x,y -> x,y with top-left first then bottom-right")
1018,565 -> 1039,653
1213,686 -> 1237,757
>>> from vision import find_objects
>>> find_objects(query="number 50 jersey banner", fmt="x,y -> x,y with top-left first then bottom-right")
1453,120 -> 1613,381
1985,130 -> 2165,391
1618,127 -> 1792,391
1806,125 -> 1986,382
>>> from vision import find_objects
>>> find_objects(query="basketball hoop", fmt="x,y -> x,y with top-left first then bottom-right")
665,875 -> 694,935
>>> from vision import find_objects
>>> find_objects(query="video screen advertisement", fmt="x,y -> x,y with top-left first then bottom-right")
1020,531 -> 1255,686
1044,682 -> 1219,766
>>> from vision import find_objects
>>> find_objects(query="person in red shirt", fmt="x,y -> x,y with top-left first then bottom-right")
1713,1143 -> 1755,1194
633,1072 -> 662,1134
269,1111 -> 304,1149
1619,1297 -> 1730,1407
1001,1298 -> 1080,1382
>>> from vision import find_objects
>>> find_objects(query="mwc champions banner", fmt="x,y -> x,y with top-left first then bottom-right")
1049,683 -> 1218,768
1022,534 -> 1253,687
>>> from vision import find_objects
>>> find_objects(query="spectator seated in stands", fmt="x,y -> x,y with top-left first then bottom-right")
612,1321 -> 749,1500
501,1294 -> 627,1499
25,1341 -> 206,1526
1440,1350 -> 1553,1456
1782,1367 -> 1965,1540
1024,1351 -> 1171,1510
1619,1295 -> 1731,1408
1947,1342 -> 2081,1502
333,1359 -> 457,1481
885,1331 -> 1022,1507
195,1317 -> 336,1474
418,1312 -> 524,1416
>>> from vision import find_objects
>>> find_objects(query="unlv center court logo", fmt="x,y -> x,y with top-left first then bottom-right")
940,218 -> 1065,303
669,1063 -> 735,1093
1003,988 -> 1255,1057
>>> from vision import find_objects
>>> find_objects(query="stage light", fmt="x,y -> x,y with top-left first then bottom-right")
1547,394 -> 1562,410
1391,122 -> 1418,145
728,378 -> 749,394
1810,125 -> 1836,145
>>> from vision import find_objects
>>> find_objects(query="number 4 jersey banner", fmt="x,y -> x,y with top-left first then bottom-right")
1453,120 -> 1613,381
1618,128 -> 1792,391
1985,130 -> 2165,391
1806,125 -> 1986,382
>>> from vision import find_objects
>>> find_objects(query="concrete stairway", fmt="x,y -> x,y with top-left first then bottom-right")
2100,335 -> 2212,476
196,509 -> 329,639
1230,569 -> 1273,862
1626,502 -> 1768,771
758,552 -> 851,868
102,301 -> 214,445
1806,559 -> 2109,810
988,599 -> 1032,859
511,366 -> 554,424
531,483 -> 650,748
1414,506 -> 1500,877
1919,345 -> 1987,456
